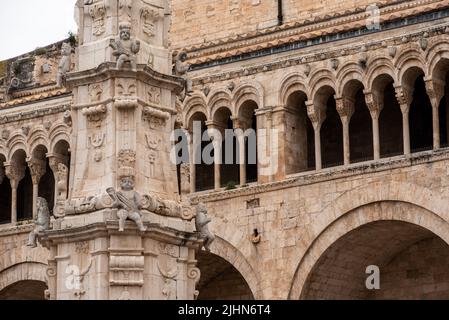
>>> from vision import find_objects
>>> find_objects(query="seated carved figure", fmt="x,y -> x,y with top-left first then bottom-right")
27,197 -> 51,248
107,177 -> 147,232
195,203 -> 215,251
110,23 -> 140,70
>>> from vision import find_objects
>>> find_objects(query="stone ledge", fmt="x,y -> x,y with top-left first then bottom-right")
190,148 -> 449,203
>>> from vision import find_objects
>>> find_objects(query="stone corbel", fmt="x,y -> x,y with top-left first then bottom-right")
82,104 -> 107,124
142,106 -> 170,129
114,97 -> 138,109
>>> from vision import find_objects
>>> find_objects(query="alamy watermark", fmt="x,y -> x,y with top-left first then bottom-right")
170,121 -> 280,177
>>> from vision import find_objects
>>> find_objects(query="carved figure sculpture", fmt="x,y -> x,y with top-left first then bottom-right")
195,203 -> 215,251
110,23 -> 140,70
174,51 -> 193,96
56,43 -> 72,87
107,177 -> 147,232
27,197 -> 51,248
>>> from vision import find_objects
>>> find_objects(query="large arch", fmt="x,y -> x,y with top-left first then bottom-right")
288,181 -> 449,299
199,236 -> 262,300
0,262 -> 48,300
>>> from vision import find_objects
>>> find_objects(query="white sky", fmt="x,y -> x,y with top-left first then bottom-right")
0,0 -> 78,60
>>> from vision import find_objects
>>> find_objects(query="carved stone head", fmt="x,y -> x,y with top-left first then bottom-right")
120,176 -> 135,191
119,23 -> 131,41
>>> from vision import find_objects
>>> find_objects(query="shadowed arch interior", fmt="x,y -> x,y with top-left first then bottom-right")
301,221 -> 449,300
0,280 -> 47,300
196,250 -> 255,300
285,91 -> 315,174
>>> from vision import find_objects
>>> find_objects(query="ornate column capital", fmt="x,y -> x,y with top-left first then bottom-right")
4,161 -> 25,188
394,84 -> 414,113
425,77 -> 445,108
27,158 -> 47,185
364,90 -> 384,119
306,101 -> 326,129
335,96 -> 355,119
47,153 -> 69,173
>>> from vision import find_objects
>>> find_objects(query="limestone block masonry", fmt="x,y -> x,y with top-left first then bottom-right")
2,0 -> 449,300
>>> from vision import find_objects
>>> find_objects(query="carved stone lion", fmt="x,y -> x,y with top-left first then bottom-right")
195,203 -> 215,251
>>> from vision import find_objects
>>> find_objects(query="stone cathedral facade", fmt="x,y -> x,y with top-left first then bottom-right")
1,0 -> 449,300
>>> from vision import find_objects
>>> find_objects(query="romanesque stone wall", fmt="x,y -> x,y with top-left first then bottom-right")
193,154 -> 449,299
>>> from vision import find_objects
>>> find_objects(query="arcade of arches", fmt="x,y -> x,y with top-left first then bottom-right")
0,140 -> 70,226
184,64 -> 449,191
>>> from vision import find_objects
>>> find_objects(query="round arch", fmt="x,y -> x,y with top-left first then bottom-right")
287,180 -> 449,299
0,262 -> 48,293
204,236 -> 262,300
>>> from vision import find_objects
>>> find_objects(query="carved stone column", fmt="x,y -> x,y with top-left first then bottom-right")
306,101 -> 326,170
365,91 -> 384,160
188,130 -> 197,193
206,121 -> 224,191
4,162 -> 25,224
425,77 -> 445,150
395,85 -> 414,156
336,97 -> 355,166
27,158 -> 47,219
232,117 -> 250,186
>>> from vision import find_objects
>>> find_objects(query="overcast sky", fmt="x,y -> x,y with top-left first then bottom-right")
0,0 -> 78,60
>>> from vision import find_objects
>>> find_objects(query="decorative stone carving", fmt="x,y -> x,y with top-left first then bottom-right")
56,43 -> 72,88
141,6 -> 161,38
88,133 -> 105,162
180,164 -> 190,195
174,52 -> 193,96
142,106 -> 170,129
110,23 -> 141,70
145,134 -> 161,177
21,125 -> 30,136
115,79 -> 138,108
88,1 -> 106,36
5,163 -> 25,188
147,86 -> 161,104
1,129 -> 10,141
336,97 -> 355,119
64,110 -> 73,127
27,197 -> 51,248
119,0 -> 132,22
117,149 -> 136,178
395,85 -> 414,111
82,105 -> 107,125
8,57 -> 35,91
107,177 -> 147,232
28,159 -> 46,185
195,203 -> 215,251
